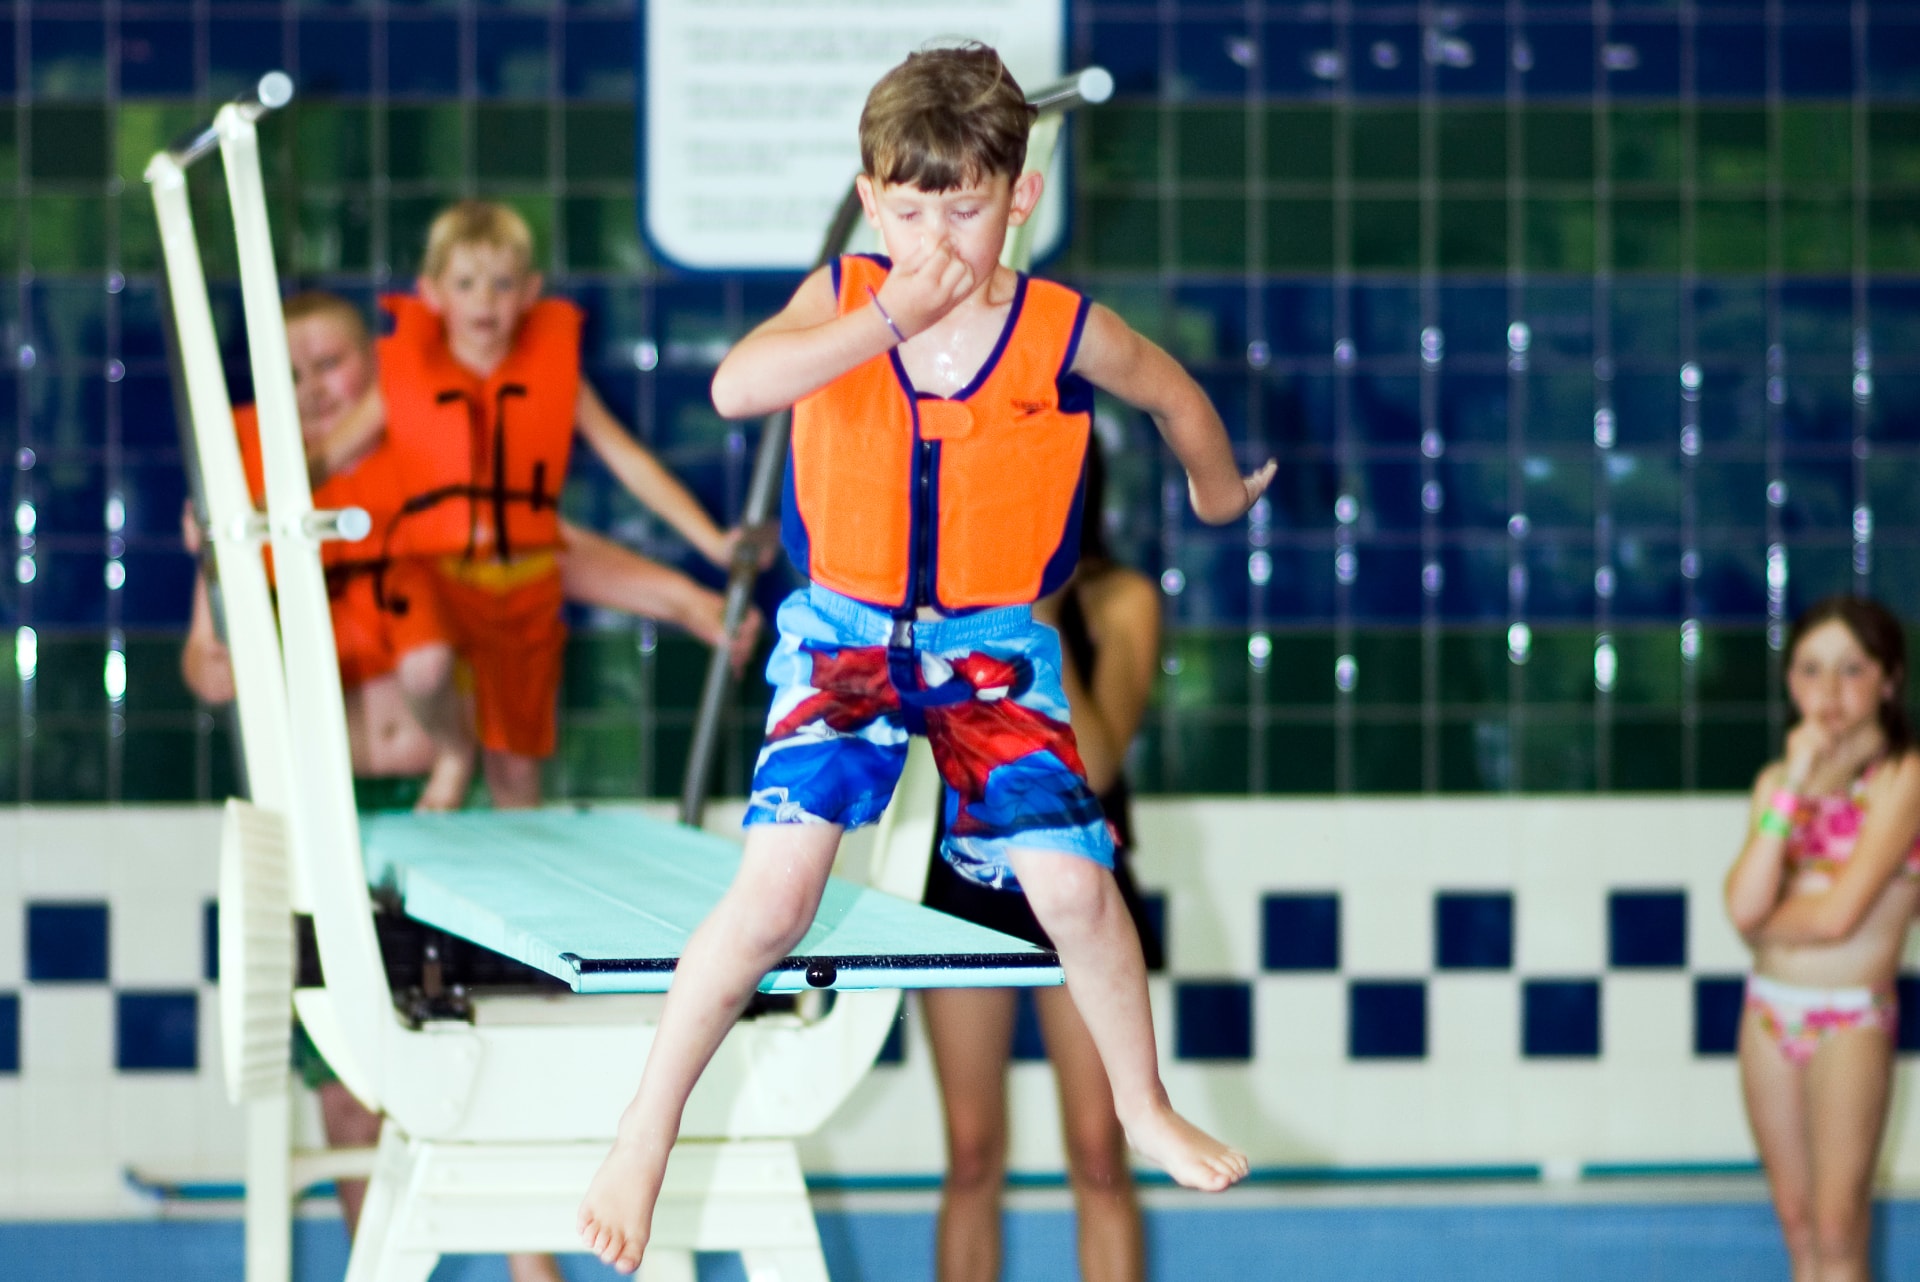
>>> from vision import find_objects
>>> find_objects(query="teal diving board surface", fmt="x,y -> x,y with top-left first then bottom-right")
359,809 -> 1063,994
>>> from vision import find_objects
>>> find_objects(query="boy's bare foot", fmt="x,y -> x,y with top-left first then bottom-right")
1121,1104 -> 1249,1192
415,748 -> 472,812
578,1132 -> 671,1275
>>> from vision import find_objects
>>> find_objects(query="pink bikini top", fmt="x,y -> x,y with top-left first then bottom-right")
1783,763 -> 1920,879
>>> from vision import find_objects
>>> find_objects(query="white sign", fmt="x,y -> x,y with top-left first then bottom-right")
643,1 -> 1067,272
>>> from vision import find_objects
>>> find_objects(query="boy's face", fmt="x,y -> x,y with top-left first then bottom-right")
286,313 -> 374,445
418,242 -> 542,357
857,168 -> 1042,288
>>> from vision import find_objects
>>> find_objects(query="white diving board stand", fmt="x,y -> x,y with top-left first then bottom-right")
363,810 -> 1063,994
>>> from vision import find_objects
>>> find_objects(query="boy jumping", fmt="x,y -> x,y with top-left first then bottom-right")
579,44 -> 1273,1273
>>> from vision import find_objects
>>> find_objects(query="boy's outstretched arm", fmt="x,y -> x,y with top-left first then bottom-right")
1071,305 -> 1275,524
575,381 -> 737,569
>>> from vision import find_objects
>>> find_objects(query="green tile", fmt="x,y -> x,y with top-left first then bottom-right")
1611,716 -> 1683,790
1350,108 -> 1420,183
1081,197 -> 1160,270
1780,107 -> 1851,190
1438,717 -> 1511,791
1609,108 -> 1683,185
296,193 -> 374,273
1438,109 -> 1507,184
122,724 -> 201,802
124,639 -> 195,715
29,722 -> 110,803
652,635 -> 711,713
115,104 -> 199,184
1353,720 -> 1422,793
476,193 -> 553,267
1352,631 -> 1422,708
389,191 -> 460,275
354,776 -> 426,813
1439,631 -> 1509,705
1522,449 -> 1595,527
562,632 -> 644,710
1610,630 -> 1682,707
651,720 -> 694,798
1263,720 -> 1337,793
1163,632 -> 1250,710
1177,108 -> 1246,183
1178,197 -> 1247,270
1611,197 -> 1682,273
28,105 -> 108,181
1265,107 -> 1335,183
1265,197 -> 1335,271
283,105 -> 369,187
1696,715 -> 1771,791
1518,715 -> 1596,791
1520,629 -> 1595,705
1082,106 -> 1160,185
1524,198 -> 1595,273
1167,298 -> 1230,363
1869,198 -> 1920,273
0,200 -> 16,269
1781,202 -> 1852,274
386,106 -> 466,183
1266,633 -> 1338,707
1439,197 -> 1507,271
32,638 -> 105,715
553,718 -> 643,799
0,107 -> 15,184
1695,200 -> 1769,273
476,105 -> 549,183
1351,197 -> 1420,271
565,195 -> 645,272
1161,716 -> 1252,794
1869,108 -> 1920,186
1524,108 -> 1595,184
29,195 -> 110,271
1694,109 -> 1769,188
1696,628 -> 1772,702
565,106 -> 636,183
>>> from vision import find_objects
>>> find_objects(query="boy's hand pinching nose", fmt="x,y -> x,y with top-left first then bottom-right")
878,240 -> 975,338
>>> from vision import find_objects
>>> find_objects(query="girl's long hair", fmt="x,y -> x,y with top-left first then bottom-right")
1786,594 -> 1914,754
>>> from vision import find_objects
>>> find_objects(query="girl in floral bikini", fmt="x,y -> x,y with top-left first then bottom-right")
1725,595 -> 1920,1282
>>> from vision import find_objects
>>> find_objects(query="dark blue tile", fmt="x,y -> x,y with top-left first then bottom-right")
0,994 -> 16,1073
476,16 -> 551,96
26,902 -> 109,983
116,992 -> 199,1072
1176,21 -> 1255,99
1605,21 -> 1681,98
1523,979 -> 1601,1057
1263,893 -> 1339,971
1518,22 -> 1594,98
1438,285 -> 1510,356
1611,284 -> 1683,362
1352,545 -> 1426,623
875,1004 -> 906,1065
1260,544 -> 1339,622
1088,20 -> 1162,96
1264,284 -> 1335,357
1613,538 -> 1684,620
1362,460 -> 1423,532
208,19 -> 283,99
1869,22 -> 1920,96
1433,22 -> 1507,99
120,549 -> 196,629
122,377 -> 184,455
203,901 -> 219,985
124,462 -> 190,538
1694,22 -> 1768,98
0,22 -> 13,95
1173,285 -> 1252,366
31,17 -> 106,98
1439,456 -> 1509,532
120,18 -> 197,96
1525,541 -> 1597,622
1870,284 -> 1920,359
1609,890 -> 1687,968
1262,372 -> 1339,452
1012,988 -> 1047,1063
1260,19 -> 1339,98
1439,544 -> 1511,622
1694,976 -> 1745,1056
1353,283 -> 1421,357
30,551 -> 111,627
565,16 -> 634,98
1695,282 -> 1769,356
1436,892 -> 1513,970
35,460 -> 107,538
1349,980 -> 1426,1059
1781,21 -> 1855,96
387,15 -> 459,96
1138,892 -> 1167,972
1780,457 -> 1854,537
1900,976 -> 1920,1055
1353,374 -> 1421,445
1696,542 -> 1769,619
296,17 -> 373,96
1350,23 -> 1421,97
1175,981 -> 1253,1061
1611,373 -> 1681,448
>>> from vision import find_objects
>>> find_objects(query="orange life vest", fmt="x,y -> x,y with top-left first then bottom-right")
375,294 -> 581,563
783,254 -> 1094,613
233,404 -> 399,576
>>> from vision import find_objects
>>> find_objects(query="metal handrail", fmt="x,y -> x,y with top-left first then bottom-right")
678,67 -> 1114,826
166,72 -> 293,170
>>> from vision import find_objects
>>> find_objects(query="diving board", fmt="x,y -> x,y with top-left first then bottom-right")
361,809 -> 1064,994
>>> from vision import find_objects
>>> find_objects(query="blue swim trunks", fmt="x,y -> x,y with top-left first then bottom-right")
744,585 -> 1114,890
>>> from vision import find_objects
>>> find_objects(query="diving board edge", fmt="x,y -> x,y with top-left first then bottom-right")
559,951 -> 1066,994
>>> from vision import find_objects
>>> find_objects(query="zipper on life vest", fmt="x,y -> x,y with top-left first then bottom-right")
911,416 -> 936,612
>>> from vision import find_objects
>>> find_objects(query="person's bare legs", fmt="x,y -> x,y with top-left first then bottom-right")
343,675 -> 440,779
1035,983 -> 1145,1282
316,1082 -> 383,1236
1805,1025 -> 1895,1282
1741,1007 -> 1819,1281
394,643 -> 475,810
484,750 -> 543,810
1009,848 -> 1246,1192
923,987 -> 1018,1282
579,822 -> 844,1274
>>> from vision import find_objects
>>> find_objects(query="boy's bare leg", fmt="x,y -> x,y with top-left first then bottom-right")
579,822 -> 844,1274
483,750 -> 543,810
394,643 -> 475,810
1008,847 -> 1248,1193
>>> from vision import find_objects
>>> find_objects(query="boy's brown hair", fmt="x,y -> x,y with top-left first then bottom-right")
859,42 -> 1036,192
420,199 -> 536,280
282,291 -> 369,346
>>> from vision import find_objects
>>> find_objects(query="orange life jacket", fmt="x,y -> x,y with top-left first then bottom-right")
375,294 -> 581,563
233,404 -> 399,576
783,254 -> 1094,613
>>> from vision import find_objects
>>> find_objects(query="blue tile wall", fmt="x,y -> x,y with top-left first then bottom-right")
0,993 -> 17,1074
114,991 -> 198,1072
1349,981 -> 1426,1060
1012,988 -> 1048,1064
1174,981 -> 1253,1062
1900,976 -> 1920,1056
1694,976 -> 1746,1057
202,901 -> 218,985
25,902 -> 109,983
1523,980 -> 1602,1058
875,1004 -> 906,1067
1608,891 -> 1688,970
1262,894 -> 1340,972
1435,892 -> 1514,971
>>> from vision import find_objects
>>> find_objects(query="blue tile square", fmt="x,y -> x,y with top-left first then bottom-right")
875,1005 -> 906,1065
1262,894 -> 1339,971
1350,23 -> 1420,97
203,901 -> 219,985
1523,980 -> 1601,1057
26,902 -> 110,983
1435,893 -> 1514,970
1137,892 -> 1167,973
1260,19 -> 1339,98
1012,988 -> 1047,1063
0,994 -> 17,1074
1519,21 -> 1594,98
476,16 -> 550,96
1349,981 -> 1426,1059
1781,21 -> 1854,96
1899,976 -> 1920,1055
120,18 -> 197,96
1175,982 -> 1253,1061
1609,891 -> 1687,969
1087,20 -> 1161,96
564,16 -> 634,98
116,992 -> 199,1072
387,15 -> 459,96
1694,22 -> 1768,98
1694,976 -> 1746,1057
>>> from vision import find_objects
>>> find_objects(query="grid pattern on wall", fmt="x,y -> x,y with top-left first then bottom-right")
4,1 -> 1920,806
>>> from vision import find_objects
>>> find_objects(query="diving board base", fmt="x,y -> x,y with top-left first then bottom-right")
345,1129 -> 825,1282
